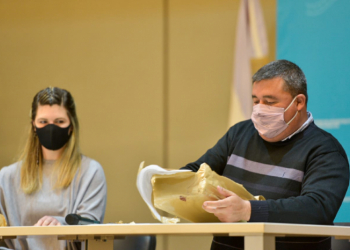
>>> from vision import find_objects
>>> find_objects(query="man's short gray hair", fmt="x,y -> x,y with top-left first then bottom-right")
252,59 -> 308,104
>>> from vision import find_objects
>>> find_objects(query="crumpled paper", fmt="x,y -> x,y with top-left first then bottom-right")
137,162 -> 265,223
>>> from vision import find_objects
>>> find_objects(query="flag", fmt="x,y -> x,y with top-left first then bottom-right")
228,0 -> 269,127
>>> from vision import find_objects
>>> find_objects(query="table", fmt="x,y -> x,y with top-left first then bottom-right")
1,223 -> 350,250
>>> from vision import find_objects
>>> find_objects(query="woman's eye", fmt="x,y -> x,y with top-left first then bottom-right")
39,120 -> 47,124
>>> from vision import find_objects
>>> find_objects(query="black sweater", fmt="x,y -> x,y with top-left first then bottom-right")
183,120 -> 349,250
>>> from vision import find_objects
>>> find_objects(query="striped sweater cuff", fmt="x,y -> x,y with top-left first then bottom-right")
248,200 -> 269,222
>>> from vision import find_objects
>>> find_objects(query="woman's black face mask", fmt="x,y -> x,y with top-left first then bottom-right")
35,124 -> 71,150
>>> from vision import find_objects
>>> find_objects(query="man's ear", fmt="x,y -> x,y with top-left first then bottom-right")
296,94 -> 306,111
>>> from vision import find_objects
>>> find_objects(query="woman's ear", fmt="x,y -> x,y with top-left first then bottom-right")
296,94 -> 306,111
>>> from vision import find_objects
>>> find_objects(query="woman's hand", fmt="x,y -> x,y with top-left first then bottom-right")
34,216 -> 61,226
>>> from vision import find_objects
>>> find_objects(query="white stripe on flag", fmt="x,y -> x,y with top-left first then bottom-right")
228,0 -> 269,127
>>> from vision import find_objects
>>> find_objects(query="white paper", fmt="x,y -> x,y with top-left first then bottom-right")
136,164 -> 190,221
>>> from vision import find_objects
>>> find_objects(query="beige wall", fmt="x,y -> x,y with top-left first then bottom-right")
166,1 -> 275,249
0,0 -> 275,249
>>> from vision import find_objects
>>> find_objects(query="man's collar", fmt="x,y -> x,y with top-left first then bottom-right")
282,112 -> 314,141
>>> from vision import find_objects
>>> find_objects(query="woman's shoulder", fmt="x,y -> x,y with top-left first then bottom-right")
81,155 -> 103,170
0,161 -> 21,181
73,155 -> 106,187
80,155 -> 105,178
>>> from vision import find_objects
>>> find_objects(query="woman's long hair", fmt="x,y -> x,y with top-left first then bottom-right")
20,87 -> 81,194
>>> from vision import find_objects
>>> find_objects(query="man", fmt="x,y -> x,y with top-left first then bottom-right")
182,60 -> 349,250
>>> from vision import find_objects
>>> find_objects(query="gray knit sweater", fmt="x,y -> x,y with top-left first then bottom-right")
0,155 -> 107,250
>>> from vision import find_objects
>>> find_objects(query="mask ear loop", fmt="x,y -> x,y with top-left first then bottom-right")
284,96 -> 298,112
285,96 -> 299,125
34,127 -> 40,165
36,136 -> 39,165
287,111 -> 298,125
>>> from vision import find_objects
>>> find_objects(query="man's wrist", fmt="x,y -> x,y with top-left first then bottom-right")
244,200 -> 252,221
248,200 -> 269,222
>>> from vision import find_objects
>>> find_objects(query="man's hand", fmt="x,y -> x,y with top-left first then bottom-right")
34,216 -> 61,226
202,186 -> 251,222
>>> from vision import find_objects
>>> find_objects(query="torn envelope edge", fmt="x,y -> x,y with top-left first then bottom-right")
136,162 -> 191,222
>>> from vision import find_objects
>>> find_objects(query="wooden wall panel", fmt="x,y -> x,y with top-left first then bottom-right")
0,0 -> 164,224
166,0 -> 276,249
0,0 -> 276,249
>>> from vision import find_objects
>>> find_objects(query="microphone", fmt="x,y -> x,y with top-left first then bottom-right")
65,214 -> 100,225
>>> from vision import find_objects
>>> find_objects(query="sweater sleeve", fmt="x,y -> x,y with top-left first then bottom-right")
249,151 -> 349,224
69,160 -> 107,224
181,127 -> 234,175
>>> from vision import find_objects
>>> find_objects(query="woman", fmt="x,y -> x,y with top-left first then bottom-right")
0,87 -> 107,249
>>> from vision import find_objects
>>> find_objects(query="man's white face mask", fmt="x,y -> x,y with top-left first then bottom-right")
251,96 -> 298,139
